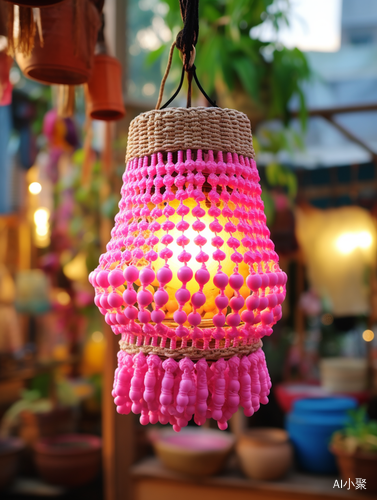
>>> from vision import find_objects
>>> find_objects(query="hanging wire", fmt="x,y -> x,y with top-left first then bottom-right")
155,0 -> 218,109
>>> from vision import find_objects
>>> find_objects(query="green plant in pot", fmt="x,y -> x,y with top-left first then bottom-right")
330,407 -> 377,492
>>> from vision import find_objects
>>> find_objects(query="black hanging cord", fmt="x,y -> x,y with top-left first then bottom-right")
157,0 -> 218,109
176,0 -> 199,71
160,67 -> 185,110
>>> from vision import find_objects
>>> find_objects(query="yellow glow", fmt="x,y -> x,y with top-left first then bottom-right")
56,290 -> 70,306
29,182 -> 42,195
336,231 -> 373,255
36,225 -> 48,237
359,231 -> 373,249
362,330 -> 374,342
92,331 -> 104,343
131,198 -> 270,320
34,208 -> 50,226
63,252 -> 88,282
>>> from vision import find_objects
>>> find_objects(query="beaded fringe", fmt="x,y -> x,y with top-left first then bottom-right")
112,348 -> 271,432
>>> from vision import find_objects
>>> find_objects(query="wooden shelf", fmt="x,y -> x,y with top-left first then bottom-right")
0,357 -> 78,383
130,457 -> 375,500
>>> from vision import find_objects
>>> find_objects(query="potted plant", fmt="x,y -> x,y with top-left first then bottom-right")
330,407 -> 377,492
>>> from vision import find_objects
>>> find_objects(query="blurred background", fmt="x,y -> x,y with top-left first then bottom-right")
0,0 -> 377,499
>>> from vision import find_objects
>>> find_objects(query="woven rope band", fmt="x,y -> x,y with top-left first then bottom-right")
119,339 -> 263,361
125,107 -> 255,162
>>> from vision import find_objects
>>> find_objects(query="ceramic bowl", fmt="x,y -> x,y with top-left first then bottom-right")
33,434 -> 101,487
150,428 -> 235,476
236,428 -> 293,480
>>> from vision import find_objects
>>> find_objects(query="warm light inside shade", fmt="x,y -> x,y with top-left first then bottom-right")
29,182 -> 42,195
131,198 -> 270,321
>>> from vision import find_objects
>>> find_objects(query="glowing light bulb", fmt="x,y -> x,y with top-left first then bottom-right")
29,182 -> 42,195
362,330 -> 374,342
34,208 -> 50,225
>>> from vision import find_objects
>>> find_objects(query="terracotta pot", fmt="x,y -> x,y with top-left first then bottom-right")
19,407 -> 76,447
331,446 -> 377,493
0,437 -> 24,490
16,0 -> 101,85
4,1 -> 64,7
236,428 -> 293,481
0,52 -> 13,106
151,428 -> 235,477
320,358 -> 367,393
86,54 -> 125,121
33,434 -> 102,487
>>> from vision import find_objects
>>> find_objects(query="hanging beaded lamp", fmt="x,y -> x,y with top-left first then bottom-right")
89,0 -> 287,432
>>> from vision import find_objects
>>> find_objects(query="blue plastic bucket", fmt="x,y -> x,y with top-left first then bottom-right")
286,397 -> 357,474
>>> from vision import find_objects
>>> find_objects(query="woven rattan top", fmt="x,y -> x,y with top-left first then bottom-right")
125,107 -> 255,162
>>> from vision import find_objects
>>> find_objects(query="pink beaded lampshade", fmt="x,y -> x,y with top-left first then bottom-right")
89,106 -> 287,431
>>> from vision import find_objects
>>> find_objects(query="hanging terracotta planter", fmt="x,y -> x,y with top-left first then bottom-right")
0,52 -> 13,106
4,1 -> 64,7
86,54 -> 125,121
16,0 -> 101,85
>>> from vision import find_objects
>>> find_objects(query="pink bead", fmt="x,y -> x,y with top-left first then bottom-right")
267,294 -> 278,308
213,272 -> 228,290
261,309 -> 274,325
108,292 -> 124,308
260,274 -> 269,288
123,265 -> 139,283
175,288 -> 190,304
268,273 -> 278,287
258,296 -> 269,311
177,266 -> 193,284
108,269 -> 125,288
139,267 -> 155,285
94,295 -> 101,308
246,295 -> 260,310
241,310 -> 255,324
213,313 -> 226,327
154,290 -> 169,308
125,306 -> 138,320
195,268 -> 210,285
229,273 -> 244,290
137,290 -> 153,307
123,289 -> 137,305
151,309 -> 165,323
188,312 -> 201,326
215,295 -> 229,310
226,313 -> 240,327
105,313 -> 113,325
246,274 -> 262,292
116,312 -> 128,325
276,272 -> 285,286
230,296 -> 244,311
100,294 -> 110,309
138,310 -> 151,323
157,266 -> 173,285
173,310 -> 187,325
191,291 -> 206,308
97,270 -> 110,288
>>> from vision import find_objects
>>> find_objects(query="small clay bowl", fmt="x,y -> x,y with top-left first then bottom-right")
150,428 -> 235,476
33,434 -> 101,487
236,428 -> 293,481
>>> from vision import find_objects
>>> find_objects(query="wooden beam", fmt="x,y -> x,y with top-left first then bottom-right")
291,102 -> 377,118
